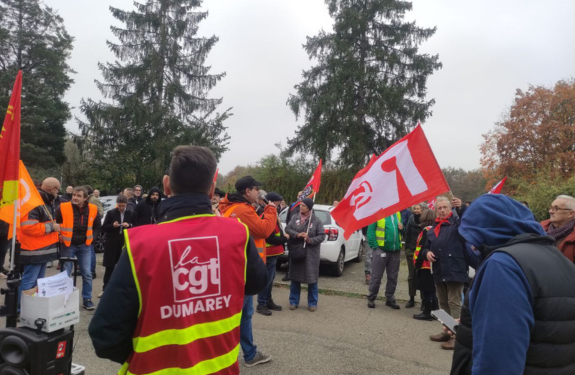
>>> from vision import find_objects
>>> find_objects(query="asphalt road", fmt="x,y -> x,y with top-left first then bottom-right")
0,253 -> 453,374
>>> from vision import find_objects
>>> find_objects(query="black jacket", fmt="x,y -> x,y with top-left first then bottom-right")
89,193 -> 268,364
452,234 -> 575,375
102,208 -> 137,268
127,197 -> 137,212
56,202 -> 101,246
404,214 -> 421,251
134,187 -> 161,225
421,215 -> 468,284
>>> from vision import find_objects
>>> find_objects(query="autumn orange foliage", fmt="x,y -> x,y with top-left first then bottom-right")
481,79 -> 575,193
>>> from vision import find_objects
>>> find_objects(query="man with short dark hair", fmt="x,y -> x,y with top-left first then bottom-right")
89,146 -> 267,373
57,186 -> 101,310
219,176 -> 277,367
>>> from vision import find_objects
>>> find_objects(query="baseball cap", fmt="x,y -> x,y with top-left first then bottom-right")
235,176 -> 263,192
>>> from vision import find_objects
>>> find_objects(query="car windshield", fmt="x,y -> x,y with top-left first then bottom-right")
99,197 -> 116,213
279,208 -> 332,226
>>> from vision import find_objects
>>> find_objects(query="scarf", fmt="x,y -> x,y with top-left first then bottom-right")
434,212 -> 453,237
300,210 -> 312,224
546,218 -> 575,241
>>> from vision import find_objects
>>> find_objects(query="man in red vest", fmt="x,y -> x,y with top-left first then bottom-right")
89,146 -> 268,374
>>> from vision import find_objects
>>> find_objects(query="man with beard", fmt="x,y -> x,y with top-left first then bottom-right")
135,187 -> 162,226
18,178 -> 61,299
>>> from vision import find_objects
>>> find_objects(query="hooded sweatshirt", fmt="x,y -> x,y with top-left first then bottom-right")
455,194 -> 549,375
134,187 -> 162,226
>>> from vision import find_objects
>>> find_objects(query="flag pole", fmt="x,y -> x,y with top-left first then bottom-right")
303,194 -> 317,249
9,185 -> 17,272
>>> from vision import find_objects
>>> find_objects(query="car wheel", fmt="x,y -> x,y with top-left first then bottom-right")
94,232 -> 106,254
331,247 -> 345,277
354,241 -> 363,263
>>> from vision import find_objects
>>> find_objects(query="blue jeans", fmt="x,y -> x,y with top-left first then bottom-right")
62,244 -> 93,301
289,281 -> 318,307
91,245 -> 96,274
19,263 -> 47,306
240,295 -> 257,361
257,256 -> 277,306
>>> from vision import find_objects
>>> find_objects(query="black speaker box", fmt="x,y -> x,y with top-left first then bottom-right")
0,327 -> 73,375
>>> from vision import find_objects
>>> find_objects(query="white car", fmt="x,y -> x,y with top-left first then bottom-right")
278,204 -> 363,277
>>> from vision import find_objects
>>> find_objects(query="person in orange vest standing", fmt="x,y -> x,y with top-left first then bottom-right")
256,192 -> 288,316
56,186 -> 100,310
219,176 -> 277,367
19,177 -> 61,299
89,146 -> 268,374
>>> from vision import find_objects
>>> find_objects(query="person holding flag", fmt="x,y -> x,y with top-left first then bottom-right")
285,197 -> 325,312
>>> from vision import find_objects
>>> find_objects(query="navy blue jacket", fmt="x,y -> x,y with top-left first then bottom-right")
421,215 -> 468,284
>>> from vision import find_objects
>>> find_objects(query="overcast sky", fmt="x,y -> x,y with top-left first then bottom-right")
47,0 -> 575,175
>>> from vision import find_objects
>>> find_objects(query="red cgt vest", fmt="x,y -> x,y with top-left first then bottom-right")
119,214 -> 249,375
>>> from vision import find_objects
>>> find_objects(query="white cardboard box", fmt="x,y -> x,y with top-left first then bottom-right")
20,288 -> 80,333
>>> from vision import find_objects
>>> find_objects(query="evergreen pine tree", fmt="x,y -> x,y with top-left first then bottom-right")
79,0 -> 231,189
287,0 -> 442,169
0,0 -> 73,170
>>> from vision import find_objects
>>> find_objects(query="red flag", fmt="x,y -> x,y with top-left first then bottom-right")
213,168 -> 219,183
488,176 -> 507,194
427,198 -> 436,210
331,124 -> 450,239
0,71 -> 22,207
291,159 -> 322,210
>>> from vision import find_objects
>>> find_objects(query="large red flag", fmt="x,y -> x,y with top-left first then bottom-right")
291,159 -> 322,210
0,71 -> 22,207
488,176 -> 507,194
332,124 -> 450,239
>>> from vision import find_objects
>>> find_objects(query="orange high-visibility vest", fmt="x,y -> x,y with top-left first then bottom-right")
60,202 -> 98,247
223,206 -> 266,263
119,214 -> 248,375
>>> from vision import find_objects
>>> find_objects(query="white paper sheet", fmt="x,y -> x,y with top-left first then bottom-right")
37,271 -> 74,303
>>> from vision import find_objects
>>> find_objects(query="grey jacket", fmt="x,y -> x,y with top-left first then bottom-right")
286,212 -> 325,284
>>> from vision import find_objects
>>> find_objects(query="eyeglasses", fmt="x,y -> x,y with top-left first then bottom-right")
135,189 -> 141,192
250,186 -> 260,191
549,206 -> 573,213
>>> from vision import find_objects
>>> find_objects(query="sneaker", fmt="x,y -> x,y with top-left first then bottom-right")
97,291 -> 104,298
256,305 -> 272,316
281,274 -> 290,282
367,299 -> 375,308
46,262 -> 53,268
83,299 -> 95,310
244,351 -> 272,368
308,306 -> 317,312
385,300 -> 400,310
289,304 -> 297,310
267,300 -> 282,311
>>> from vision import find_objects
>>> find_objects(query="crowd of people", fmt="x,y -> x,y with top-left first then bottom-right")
1,145 -> 575,374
